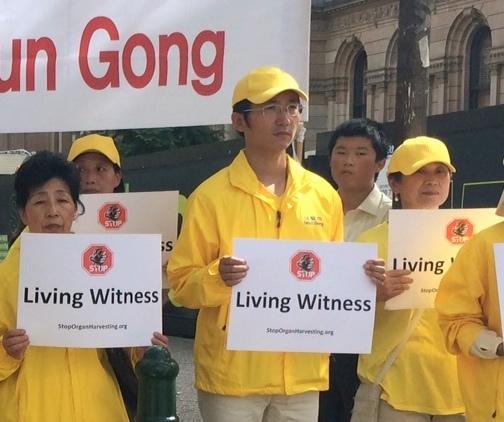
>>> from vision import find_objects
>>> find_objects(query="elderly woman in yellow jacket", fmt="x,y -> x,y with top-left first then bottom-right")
436,196 -> 504,421
0,151 -> 167,422
352,137 -> 465,422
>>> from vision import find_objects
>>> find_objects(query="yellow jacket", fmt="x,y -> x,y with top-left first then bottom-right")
0,237 -> 129,422
357,223 -> 464,415
436,221 -> 504,421
167,151 -> 343,396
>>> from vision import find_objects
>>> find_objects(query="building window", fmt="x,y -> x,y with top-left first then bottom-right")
468,26 -> 491,109
352,50 -> 367,118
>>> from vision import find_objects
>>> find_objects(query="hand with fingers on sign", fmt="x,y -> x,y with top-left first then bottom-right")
2,328 -> 30,360
135,331 -> 170,360
363,259 -> 413,302
219,256 -> 249,287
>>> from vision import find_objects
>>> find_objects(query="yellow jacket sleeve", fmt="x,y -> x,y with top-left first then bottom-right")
0,335 -> 21,381
0,259 -> 22,381
167,193 -> 230,309
435,233 -> 490,356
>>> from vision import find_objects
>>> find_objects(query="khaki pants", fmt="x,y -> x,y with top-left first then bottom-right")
197,390 -> 319,422
378,400 -> 465,422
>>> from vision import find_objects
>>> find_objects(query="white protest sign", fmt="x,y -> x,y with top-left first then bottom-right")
0,0 -> 310,132
72,191 -> 178,265
17,233 -> 162,348
494,244 -> 504,336
227,239 -> 377,354
387,209 -> 502,310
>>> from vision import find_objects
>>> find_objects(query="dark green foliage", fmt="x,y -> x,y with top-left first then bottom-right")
84,126 -> 224,157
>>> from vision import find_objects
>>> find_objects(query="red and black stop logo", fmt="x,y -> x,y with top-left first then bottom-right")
82,244 -> 113,276
290,250 -> 320,281
98,202 -> 127,229
446,218 -> 474,245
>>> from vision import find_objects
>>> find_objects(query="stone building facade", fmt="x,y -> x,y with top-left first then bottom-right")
307,0 -> 504,152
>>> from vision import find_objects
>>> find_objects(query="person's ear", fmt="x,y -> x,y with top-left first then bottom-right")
232,112 -> 248,133
113,169 -> 122,189
19,208 -> 28,226
388,174 -> 400,194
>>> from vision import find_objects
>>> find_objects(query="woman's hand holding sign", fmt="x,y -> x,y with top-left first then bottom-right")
3,328 -> 30,360
363,259 -> 413,302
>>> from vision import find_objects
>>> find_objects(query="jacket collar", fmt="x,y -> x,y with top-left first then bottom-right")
228,150 -> 305,205
357,184 -> 387,216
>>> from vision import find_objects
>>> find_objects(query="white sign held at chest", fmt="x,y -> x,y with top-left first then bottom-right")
387,209 -> 501,310
17,233 -> 162,348
227,238 -> 377,354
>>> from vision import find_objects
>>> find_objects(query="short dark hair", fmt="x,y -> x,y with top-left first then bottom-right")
328,118 -> 390,161
15,150 -> 82,210
232,99 -> 253,137
232,99 -> 252,114
112,163 -> 125,193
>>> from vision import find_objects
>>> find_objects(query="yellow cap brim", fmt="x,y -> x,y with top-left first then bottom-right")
389,159 -> 456,175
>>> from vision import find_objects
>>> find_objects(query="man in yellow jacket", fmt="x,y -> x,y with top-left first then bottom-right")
436,194 -> 504,422
167,66 -> 344,422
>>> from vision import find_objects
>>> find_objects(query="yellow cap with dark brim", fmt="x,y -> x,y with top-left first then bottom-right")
388,136 -> 456,176
232,66 -> 308,106
68,134 -> 121,167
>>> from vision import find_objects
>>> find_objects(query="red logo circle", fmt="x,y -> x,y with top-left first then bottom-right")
446,218 -> 474,245
82,244 -> 113,276
98,202 -> 127,230
290,250 -> 320,281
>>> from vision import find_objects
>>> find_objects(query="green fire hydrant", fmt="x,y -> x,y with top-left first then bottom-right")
135,346 -> 180,422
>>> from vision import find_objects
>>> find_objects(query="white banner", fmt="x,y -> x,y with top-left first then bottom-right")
17,233 -> 162,348
387,209 -> 502,310
72,191 -> 179,265
0,0 -> 311,133
227,239 -> 377,354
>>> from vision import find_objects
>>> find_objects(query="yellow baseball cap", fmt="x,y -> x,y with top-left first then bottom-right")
387,136 -> 456,175
68,134 -> 121,167
232,66 -> 308,106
